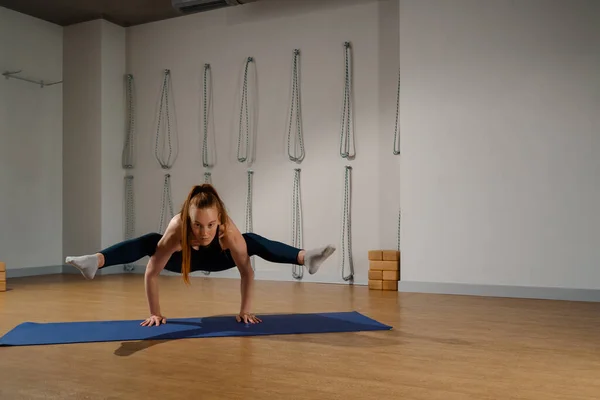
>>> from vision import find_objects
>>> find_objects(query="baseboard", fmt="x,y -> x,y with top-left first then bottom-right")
6,265 -> 63,278
398,281 -> 600,302
7,265 -> 135,278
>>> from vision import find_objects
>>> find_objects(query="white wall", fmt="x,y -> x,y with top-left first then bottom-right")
0,7 -> 63,270
399,0 -> 600,290
63,19 -> 127,266
100,22 -> 127,250
126,0 -> 400,284
63,20 -> 102,260
5,0 -> 596,295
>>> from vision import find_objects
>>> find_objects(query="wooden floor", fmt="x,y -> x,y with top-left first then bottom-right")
0,274 -> 599,400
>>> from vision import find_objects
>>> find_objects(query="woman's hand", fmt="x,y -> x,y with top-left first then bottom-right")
220,218 -> 258,324
143,219 -> 178,327
236,312 -> 262,324
141,314 -> 166,327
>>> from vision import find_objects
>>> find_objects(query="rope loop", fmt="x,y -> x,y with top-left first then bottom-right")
287,49 -> 305,163
155,69 -> 176,170
246,169 -> 255,270
158,173 -> 174,234
202,63 -> 214,168
340,165 -> 354,281
291,168 -> 303,279
122,74 -> 135,169
393,67 -> 400,155
340,42 -> 355,160
237,58 -> 254,164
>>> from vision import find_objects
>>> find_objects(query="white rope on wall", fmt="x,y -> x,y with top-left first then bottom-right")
393,67 -> 400,156
122,73 -> 136,272
154,69 -> 177,233
287,49 -> 305,163
201,64 -> 215,277
397,207 -> 401,252
158,174 -> 174,234
123,74 -> 136,170
202,63 -> 215,169
246,169 -> 255,271
291,168 -> 303,280
340,165 -> 354,282
393,67 -> 401,255
285,49 -> 306,279
338,42 -> 355,282
154,69 -> 176,169
234,57 -> 257,269
237,57 -> 255,166
124,176 -> 135,247
340,42 -> 355,160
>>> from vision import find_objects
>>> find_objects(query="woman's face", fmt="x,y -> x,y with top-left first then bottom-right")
189,205 -> 219,246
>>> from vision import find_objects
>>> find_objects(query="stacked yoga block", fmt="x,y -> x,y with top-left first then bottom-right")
368,250 -> 400,291
0,261 -> 6,292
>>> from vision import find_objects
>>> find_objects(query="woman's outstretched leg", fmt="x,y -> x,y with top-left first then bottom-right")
65,233 -> 163,279
243,233 -> 335,274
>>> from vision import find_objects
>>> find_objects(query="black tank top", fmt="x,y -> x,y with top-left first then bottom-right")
191,224 -> 223,255
188,224 -> 236,272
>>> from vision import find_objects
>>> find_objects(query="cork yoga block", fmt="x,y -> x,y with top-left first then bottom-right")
368,280 -> 383,290
382,250 -> 400,261
368,251 -> 400,290
369,250 -> 400,261
368,279 -> 398,291
382,270 -> 399,281
369,260 -> 399,271
368,270 -> 383,280
0,262 -> 5,292
368,250 -> 383,261
0,261 -> 6,292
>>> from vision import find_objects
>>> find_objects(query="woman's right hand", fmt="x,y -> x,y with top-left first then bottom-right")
141,314 -> 166,327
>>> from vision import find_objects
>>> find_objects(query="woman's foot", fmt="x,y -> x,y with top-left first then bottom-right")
65,254 -> 102,280
302,245 -> 336,274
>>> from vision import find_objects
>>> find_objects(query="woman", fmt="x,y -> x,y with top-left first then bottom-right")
65,184 -> 336,327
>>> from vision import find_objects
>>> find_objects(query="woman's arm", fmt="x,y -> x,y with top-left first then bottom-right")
144,243 -> 172,316
142,217 -> 181,326
221,219 -> 262,324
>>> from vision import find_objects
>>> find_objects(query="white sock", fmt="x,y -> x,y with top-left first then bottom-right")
304,245 -> 336,274
65,254 -> 99,280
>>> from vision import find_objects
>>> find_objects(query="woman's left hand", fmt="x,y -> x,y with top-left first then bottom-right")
236,312 -> 262,324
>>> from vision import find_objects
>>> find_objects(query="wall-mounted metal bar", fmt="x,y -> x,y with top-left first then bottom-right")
2,70 -> 63,88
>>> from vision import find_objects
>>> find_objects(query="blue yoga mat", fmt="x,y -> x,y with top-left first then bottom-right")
0,311 -> 392,346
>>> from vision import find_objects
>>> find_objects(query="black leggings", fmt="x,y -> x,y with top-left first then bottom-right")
100,232 -> 302,273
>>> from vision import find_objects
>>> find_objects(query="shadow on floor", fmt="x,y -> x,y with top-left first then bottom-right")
113,329 -> 404,357
112,312 -> 471,357
112,312 -> 403,356
113,328 -> 471,357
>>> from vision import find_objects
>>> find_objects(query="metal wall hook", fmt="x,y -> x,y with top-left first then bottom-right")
2,70 -> 63,88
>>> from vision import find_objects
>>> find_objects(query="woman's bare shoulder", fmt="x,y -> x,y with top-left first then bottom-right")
158,215 -> 183,251
219,217 -> 243,249
165,214 -> 183,233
